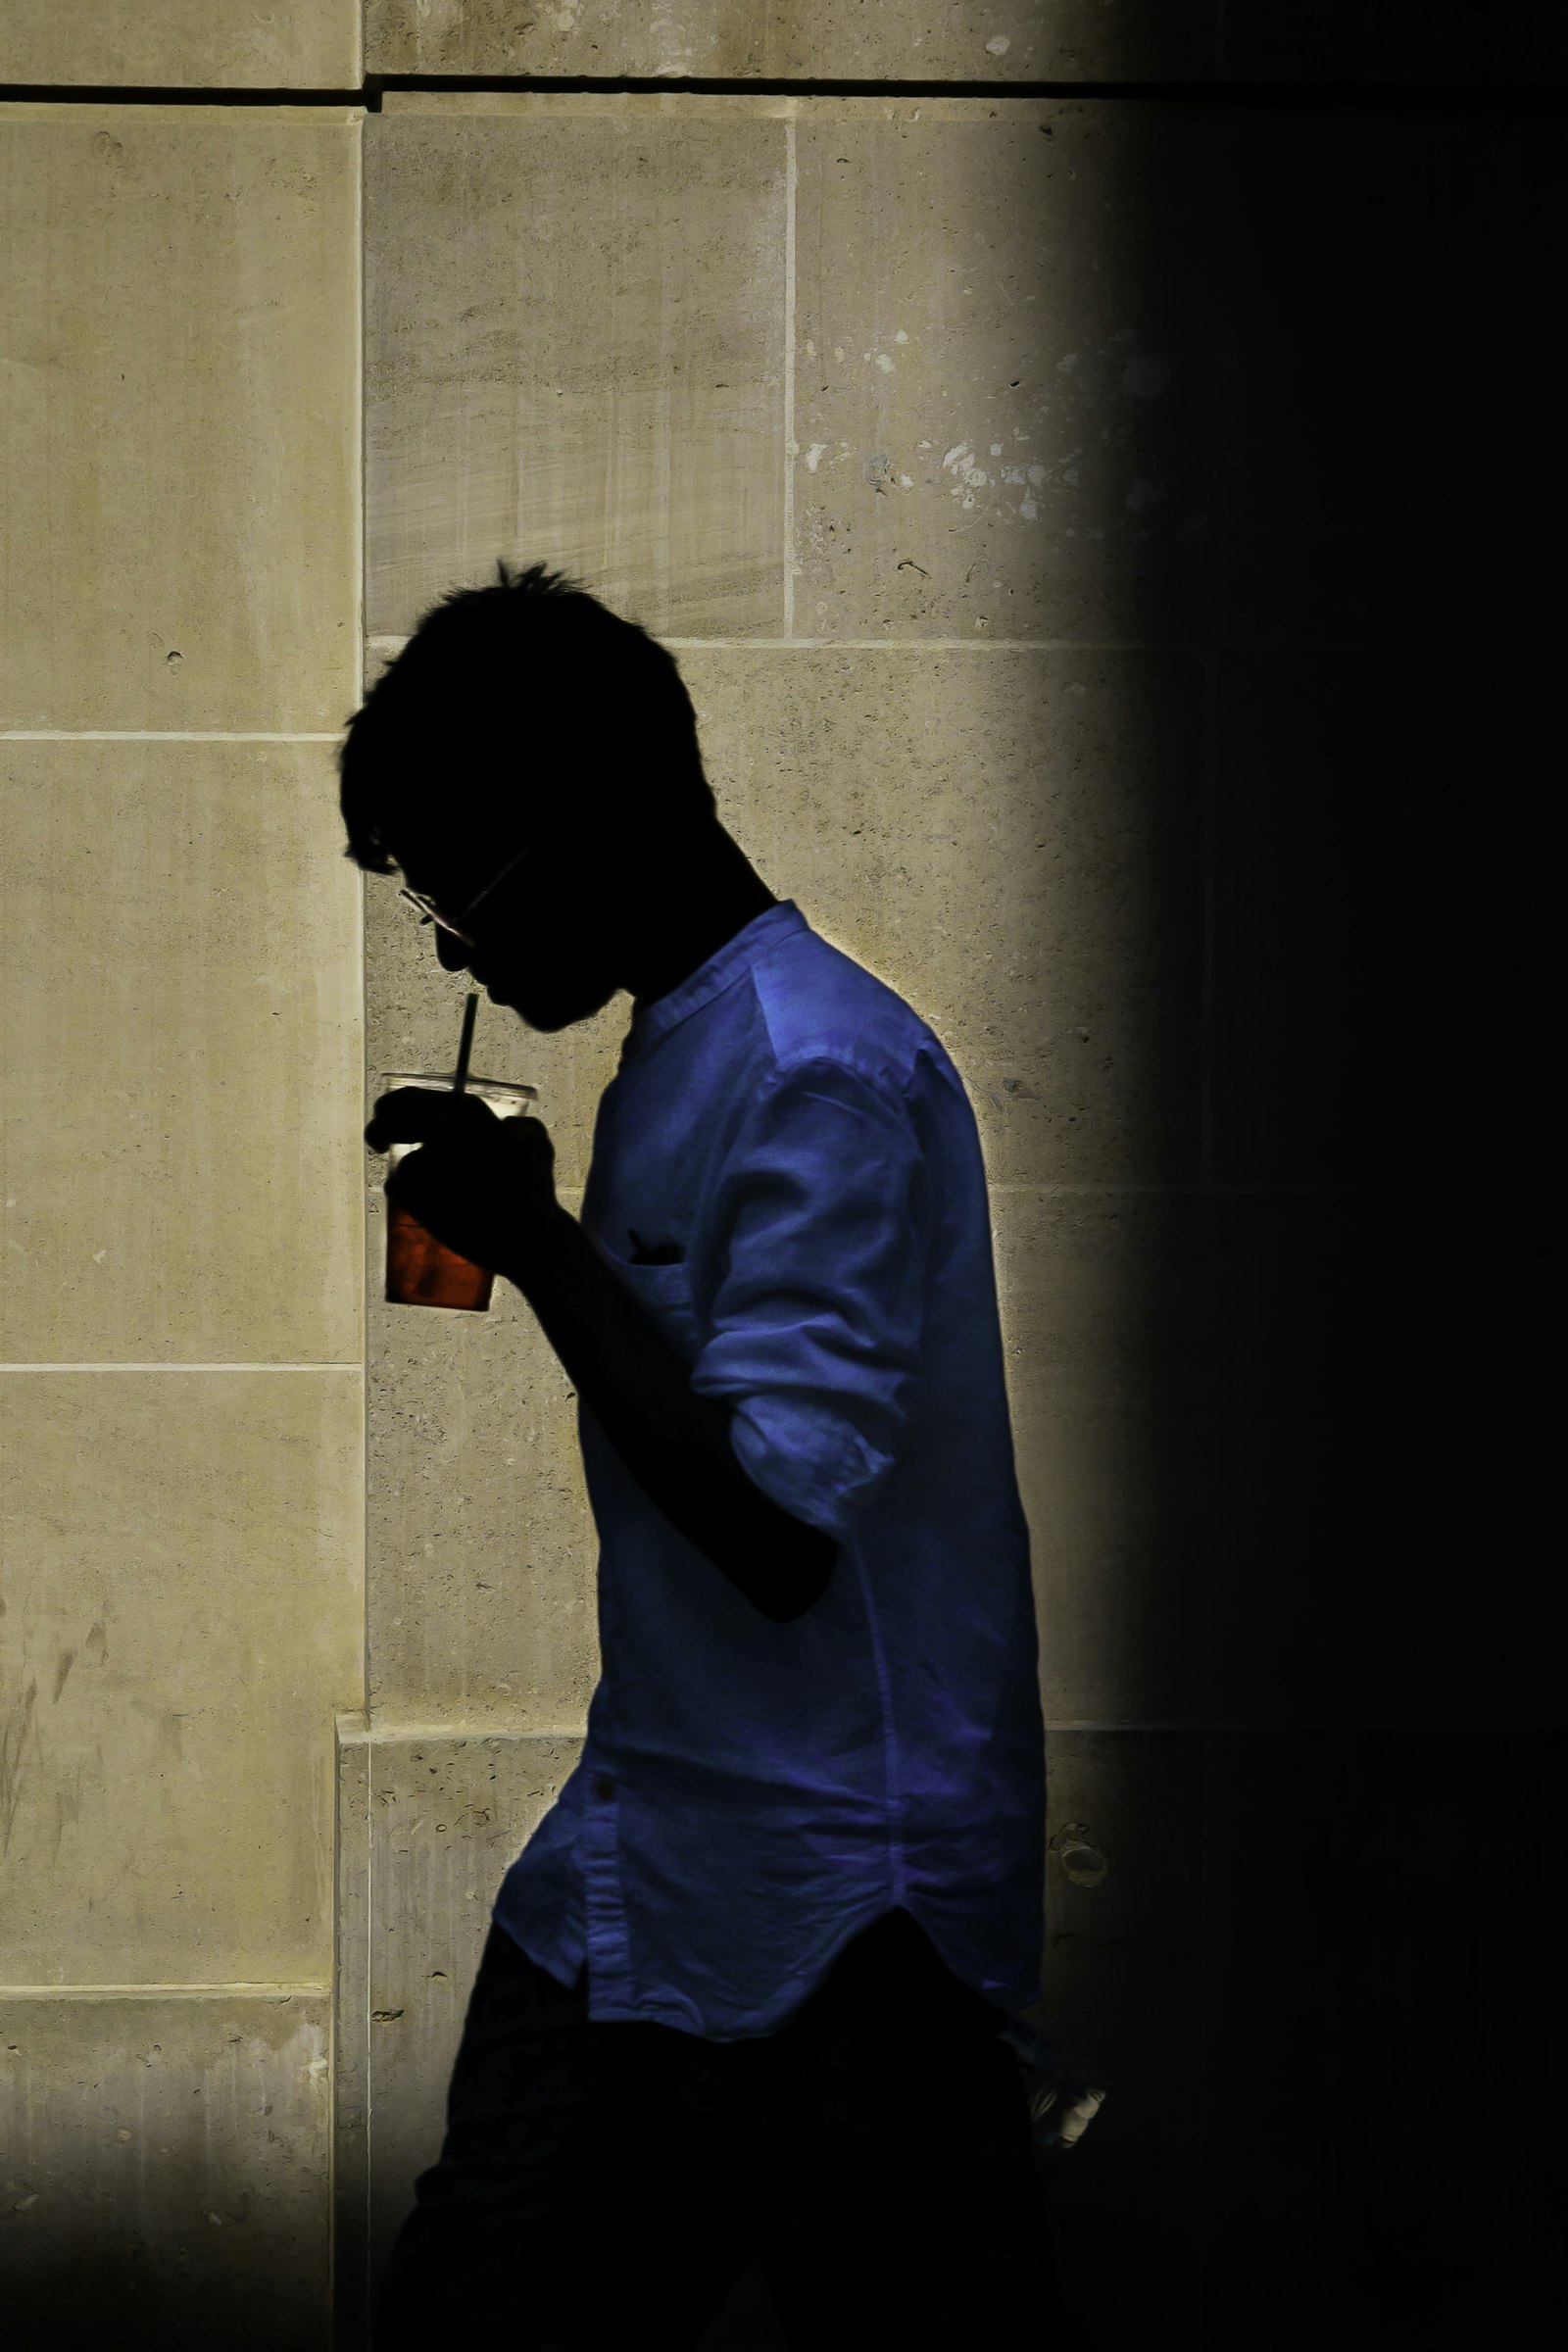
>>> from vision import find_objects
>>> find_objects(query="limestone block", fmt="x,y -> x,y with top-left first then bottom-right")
367,1197 -> 600,1727
333,1715 -> 372,2352
995,1188 -> 1169,1726
0,1371 -> 363,1984
795,102 -> 1566,650
681,644 -> 1204,1186
0,105 -> 360,730
366,0 -> 1218,81
365,105 -> 787,641
0,1988 -> 330,2350
1,741 -> 363,1366
793,102 -> 1173,644
352,1729 -> 582,2284
0,2 -> 358,87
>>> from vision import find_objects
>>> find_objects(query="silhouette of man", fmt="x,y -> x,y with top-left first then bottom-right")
347,562 -> 1072,2349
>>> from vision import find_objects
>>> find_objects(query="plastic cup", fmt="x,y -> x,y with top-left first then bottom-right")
379,1073 -> 538,1312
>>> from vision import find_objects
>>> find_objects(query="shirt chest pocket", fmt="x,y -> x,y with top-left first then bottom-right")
606,1250 -> 703,1363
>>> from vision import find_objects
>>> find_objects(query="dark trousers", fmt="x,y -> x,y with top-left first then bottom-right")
370,1905 -> 1071,2350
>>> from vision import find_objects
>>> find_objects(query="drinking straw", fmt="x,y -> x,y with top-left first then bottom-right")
452,992 -> 478,1095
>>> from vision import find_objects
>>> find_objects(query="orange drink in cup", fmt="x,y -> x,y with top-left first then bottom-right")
381,994 -> 536,1311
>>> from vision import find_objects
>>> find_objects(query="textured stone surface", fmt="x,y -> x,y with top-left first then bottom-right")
794,104 -> 1114,640
794,100 -> 1567,650
995,1189 -> 1165,1727
0,2 -> 358,86
0,2 -> 355,86
333,1715 -> 372,2352
366,0 -> 1220,81
0,105 -> 360,730
342,1728 -> 582,2311
682,642 -> 1204,1186
366,1188 -> 600,1729
0,1989 -> 330,2350
0,1371 -> 363,1984
365,104 -> 788,642
1,740 -> 363,1365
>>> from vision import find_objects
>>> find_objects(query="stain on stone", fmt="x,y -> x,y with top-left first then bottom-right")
2,1675 -> 39,1856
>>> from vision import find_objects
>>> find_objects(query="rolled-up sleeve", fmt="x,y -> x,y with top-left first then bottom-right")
687,1055 -> 930,1544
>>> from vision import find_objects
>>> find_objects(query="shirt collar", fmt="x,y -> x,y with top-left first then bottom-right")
619,899 -> 808,1067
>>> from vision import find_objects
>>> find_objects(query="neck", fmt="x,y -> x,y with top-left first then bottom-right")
622,825 -> 779,1008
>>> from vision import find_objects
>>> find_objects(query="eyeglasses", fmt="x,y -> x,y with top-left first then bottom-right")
397,841 -> 530,951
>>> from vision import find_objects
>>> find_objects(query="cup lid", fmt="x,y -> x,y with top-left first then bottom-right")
379,1072 -> 537,1099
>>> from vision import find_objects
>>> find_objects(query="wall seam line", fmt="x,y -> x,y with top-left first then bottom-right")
783,111 -> 797,640
2,730 -> 347,741
0,1983 -> 332,1997
1200,645 -> 1217,1187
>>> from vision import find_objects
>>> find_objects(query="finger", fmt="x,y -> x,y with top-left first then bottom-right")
382,1145 -> 420,1200
365,1088 -> 493,1151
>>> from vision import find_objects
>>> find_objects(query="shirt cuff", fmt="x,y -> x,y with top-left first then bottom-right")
726,1400 -> 895,1545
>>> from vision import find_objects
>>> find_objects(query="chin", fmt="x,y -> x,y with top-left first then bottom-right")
513,984 -> 617,1033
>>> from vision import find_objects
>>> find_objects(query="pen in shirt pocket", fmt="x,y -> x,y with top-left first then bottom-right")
627,1227 -> 686,1265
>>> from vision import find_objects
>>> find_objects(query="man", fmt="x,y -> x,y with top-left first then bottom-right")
344,561 -> 1071,2348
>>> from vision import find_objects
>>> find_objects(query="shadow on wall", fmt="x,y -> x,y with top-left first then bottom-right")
0,2247 -> 324,2352
1020,95 -> 1566,2352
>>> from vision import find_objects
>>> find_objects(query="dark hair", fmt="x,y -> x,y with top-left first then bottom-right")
337,559 -> 714,875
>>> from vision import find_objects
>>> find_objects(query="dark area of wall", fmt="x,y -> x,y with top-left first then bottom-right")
1017,90 -> 1567,2352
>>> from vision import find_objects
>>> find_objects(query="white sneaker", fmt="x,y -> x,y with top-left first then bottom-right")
997,2017 -> 1107,2150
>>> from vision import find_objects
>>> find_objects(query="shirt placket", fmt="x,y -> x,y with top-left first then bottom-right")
581,1759 -> 633,2011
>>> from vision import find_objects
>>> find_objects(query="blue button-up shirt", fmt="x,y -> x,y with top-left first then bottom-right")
493,900 -> 1046,2039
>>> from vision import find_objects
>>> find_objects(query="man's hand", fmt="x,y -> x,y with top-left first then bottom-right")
365,1088 -> 560,1272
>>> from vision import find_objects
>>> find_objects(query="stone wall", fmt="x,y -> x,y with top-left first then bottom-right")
2,10 -> 1561,2348
0,89 -> 364,2352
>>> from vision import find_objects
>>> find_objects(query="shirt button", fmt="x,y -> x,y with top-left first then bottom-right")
594,1776 -> 615,1800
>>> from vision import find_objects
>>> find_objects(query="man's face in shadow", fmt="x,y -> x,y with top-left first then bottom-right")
399,804 -> 629,1034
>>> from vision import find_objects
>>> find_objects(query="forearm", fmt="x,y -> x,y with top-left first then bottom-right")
501,1206 -> 835,1623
